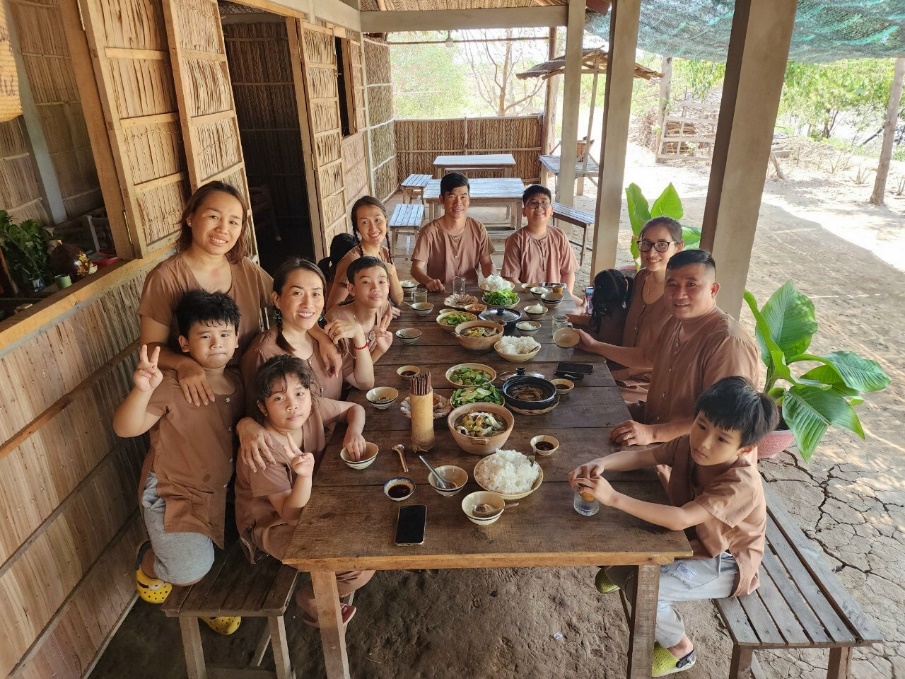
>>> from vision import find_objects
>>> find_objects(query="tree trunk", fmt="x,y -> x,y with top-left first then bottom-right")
869,57 -> 905,206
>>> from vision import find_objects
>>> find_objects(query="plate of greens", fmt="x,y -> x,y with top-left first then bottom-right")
450,384 -> 504,407
436,311 -> 477,331
482,289 -> 520,308
446,363 -> 497,387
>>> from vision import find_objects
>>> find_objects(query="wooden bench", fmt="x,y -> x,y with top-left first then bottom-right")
400,173 -> 431,204
551,202 -> 594,266
716,483 -> 882,678
162,542 -> 299,679
389,202 -> 425,255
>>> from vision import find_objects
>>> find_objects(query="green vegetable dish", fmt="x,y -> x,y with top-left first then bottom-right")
449,366 -> 491,386
483,289 -> 519,306
440,312 -> 473,326
451,385 -> 504,407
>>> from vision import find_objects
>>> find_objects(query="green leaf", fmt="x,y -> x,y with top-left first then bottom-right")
743,290 -> 793,388
624,183 -> 651,238
650,183 -> 683,221
760,281 -> 817,361
681,225 -> 701,249
819,351 -> 890,392
782,385 -> 864,462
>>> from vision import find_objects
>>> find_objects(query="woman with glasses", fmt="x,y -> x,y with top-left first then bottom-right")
501,184 -> 578,300
574,216 -> 684,405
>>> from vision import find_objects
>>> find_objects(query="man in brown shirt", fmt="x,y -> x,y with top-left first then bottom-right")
411,173 -> 495,291
606,249 -> 760,447
570,377 -> 779,676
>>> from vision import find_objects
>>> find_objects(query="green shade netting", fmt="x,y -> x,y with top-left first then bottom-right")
586,0 -> 905,63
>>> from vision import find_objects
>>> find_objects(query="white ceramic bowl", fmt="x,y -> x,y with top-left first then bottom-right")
397,365 -> 421,384
530,435 -> 560,457
553,327 -> 580,348
541,291 -> 564,307
400,279 -> 418,289
461,491 -> 506,525
340,442 -> 379,470
523,305 -> 547,320
436,311 -> 477,332
531,286 -> 550,298
551,378 -> 575,394
473,456 -> 544,500
411,302 -> 434,316
427,465 -> 468,497
493,340 -> 541,363
446,363 -> 497,388
366,387 -> 398,410
384,477 -> 415,501
516,320 -> 541,335
395,328 -> 422,345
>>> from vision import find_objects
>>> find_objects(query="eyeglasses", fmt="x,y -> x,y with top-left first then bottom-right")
526,201 -> 552,209
637,239 -> 678,253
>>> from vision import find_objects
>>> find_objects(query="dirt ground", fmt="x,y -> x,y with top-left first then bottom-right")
91,144 -> 905,679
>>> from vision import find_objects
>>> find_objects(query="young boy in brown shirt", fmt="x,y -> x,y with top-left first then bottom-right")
113,290 -> 245,635
325,256 -> 394,363
569,376 -> 779,676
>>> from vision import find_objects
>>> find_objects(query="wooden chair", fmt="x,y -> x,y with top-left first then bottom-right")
162,543 -> 299,679
715,484 -> 882,678
389,203 -> 425,256
551,202 -> 594,267
400,173 -> 431,204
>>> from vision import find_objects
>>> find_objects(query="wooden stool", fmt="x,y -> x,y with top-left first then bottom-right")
400,173 -> 431,204
389,203 -> 425,256
552,202 -> 594,266
162,543 -> 299,679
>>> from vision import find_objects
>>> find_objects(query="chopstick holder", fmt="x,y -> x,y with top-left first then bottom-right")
410,389 -> 435,452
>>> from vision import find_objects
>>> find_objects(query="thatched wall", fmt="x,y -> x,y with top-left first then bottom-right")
394,116 -> 543,183
0,117 -> 47,223
364,37 -> 396,202
9,0 -> 102,220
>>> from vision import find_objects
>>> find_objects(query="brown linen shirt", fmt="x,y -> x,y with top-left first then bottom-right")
137,253 -> 273,365
643,306 -> 760,427
241,326 -> 354,405
334,244 -> 393,287
234,397 -> 346,560
653,435 -> 766,596
411,217 -> 494,284
138,370 -> 245,547
500,225 -> 577,285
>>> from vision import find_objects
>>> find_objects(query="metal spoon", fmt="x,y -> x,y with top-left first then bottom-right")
392,444 -> 409,473
418,455 -> 451,489
473,501 -> 519,518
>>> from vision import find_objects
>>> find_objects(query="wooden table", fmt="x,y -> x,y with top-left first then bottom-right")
283,288 -> 692,678
433,153 -> 516,178
540,153 -> 600,196
423,177 -> 526,228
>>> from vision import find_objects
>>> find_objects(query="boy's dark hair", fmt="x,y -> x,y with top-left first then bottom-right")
175,290 -> 240,337
694,376 -> 780,447
667,248 -> 715,273
590,269 -> 633,333
640,216 -> 683,243
346,255 -> 387,285
255,355 -> 317,412
522,184 -> 552,205
318,233 -> 357,281
440,172 -> 469,196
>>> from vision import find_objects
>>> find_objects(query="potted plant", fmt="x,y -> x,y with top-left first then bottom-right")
0,210 -> 52,293
624,182 -> 702,267
743,281 -> 891,461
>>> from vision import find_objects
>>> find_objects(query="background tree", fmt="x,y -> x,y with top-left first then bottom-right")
869,58 -> 905,205
390,34 -> 468,119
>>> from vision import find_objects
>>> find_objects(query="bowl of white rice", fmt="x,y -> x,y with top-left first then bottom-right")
494,336 -> 542,363
473,449 -> 544,500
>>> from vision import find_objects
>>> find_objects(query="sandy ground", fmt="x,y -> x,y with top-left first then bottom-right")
91,144 -> 905,678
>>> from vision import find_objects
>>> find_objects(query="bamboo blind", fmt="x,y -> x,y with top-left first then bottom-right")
342,133 -> 368,216
394,116 -> 543,182
0,117 -> 48,223
363,37 -> 396,202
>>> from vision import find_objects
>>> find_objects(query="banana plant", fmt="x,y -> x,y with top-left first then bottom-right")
743,281 -> 890,461
624,182 -> 701,266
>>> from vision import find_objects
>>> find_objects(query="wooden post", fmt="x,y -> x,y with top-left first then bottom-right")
627,564 -> 659,678
311,570 -> 350,678
542,26 -> 559,156
589,0 -> 640,273
577,53 -> 599,197
654,55 -> 672,161
869,57 -> 905,206
699,0 -> 797,318
557,0 -> 585,206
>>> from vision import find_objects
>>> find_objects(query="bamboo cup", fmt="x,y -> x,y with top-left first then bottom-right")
410,390 -> 435,452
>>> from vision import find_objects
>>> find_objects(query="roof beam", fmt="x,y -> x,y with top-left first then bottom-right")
359,6 -> 567,33
261,0 -> 362,30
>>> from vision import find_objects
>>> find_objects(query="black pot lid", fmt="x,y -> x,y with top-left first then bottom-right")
497,366 -> 545,382
480,307 -> 521,323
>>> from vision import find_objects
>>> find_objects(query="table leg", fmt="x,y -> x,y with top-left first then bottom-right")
311,571 -> 350,679
626,564 -> 659,678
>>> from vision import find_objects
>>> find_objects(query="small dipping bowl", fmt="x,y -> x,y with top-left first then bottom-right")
544,282 -> 566,294
427,465 -> 468,497
530,435 -> 560,457
400,279 -> 418,290
384,477 -> 415,501
366,387 -> 398,410
553,327 -> 580,348
411,302 -> 434,316
523,305 -> 547,320
516,320 -> 541,335
551,377 -> 575,394
395,328 -> 422,345
530,286 -> 550,298
461,491 -> 506,525
541,291 -> 564,307
340,442 -> 379,469
397,365 -> 421,385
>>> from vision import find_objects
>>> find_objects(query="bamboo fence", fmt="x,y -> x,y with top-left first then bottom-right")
394,115 -> 542,182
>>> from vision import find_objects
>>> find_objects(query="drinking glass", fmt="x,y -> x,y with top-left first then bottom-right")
573,490 -> 600,516
552,314 -> 570,338
414,287 -> 428,304
452,276 -> 466,295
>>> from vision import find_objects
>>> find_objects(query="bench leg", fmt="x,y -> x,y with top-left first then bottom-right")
826,647 -> 852,679
728,645 -> 755,678
178,617 -> 208,679
580,225 -> 588,267
268,615 -> 293,679
312,570 -> 350,679
627,564 -> 659,679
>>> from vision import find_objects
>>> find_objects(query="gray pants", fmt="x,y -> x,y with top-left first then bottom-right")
141,472 -> 215,585
606,552 -> 738,648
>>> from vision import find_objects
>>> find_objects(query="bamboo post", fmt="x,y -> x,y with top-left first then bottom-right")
654,55 -> 672,162
869,57 -> 905,206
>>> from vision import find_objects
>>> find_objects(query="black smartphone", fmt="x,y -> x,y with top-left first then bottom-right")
394,505 -> 427,546
557,361 -> 594,375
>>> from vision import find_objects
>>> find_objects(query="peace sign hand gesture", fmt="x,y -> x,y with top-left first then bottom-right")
134,344 -> 164,393
373,307 -> 394,354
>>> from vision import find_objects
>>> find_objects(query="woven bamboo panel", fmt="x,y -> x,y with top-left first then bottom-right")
0,116 -> 28,155
49,147 -> 99,203
367,83 -> 392,128
192,117 -> 243,180
122,119 -> 185,185
369,121 -> 395,166
232,84 -> 297,128
137,177 -> 188,245
170,0 -> 220,52
364,39 -> 390,85
108,58 -> 178,119
62,189 -> 103,219
350,41 -> 366,133
93,0 -> 167,50
35,104 -> 86,155
10,515 -> 143,679
0,0 -> 21,122
301,27 -> 334,65
182,59 -> 233,117
18,54 -> 78,104
342,134 -> 368,213
241,130 -> 303,176
0,153 -> 43,211
373,158 -> 397,203
223,23 -> 292,84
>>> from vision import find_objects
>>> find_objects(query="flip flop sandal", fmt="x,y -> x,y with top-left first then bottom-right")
594,568 -> 619,594
201,616 -> 242,636
134,542 -> 172,604
651,642 -> 696,677
300,603 -> 356,629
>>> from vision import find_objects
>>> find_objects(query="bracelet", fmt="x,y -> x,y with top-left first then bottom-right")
353,342 -> 370,351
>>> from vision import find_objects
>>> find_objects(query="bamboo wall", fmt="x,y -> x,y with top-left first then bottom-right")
9,0 -> 102,220
394,116 -> 543,183
363,37 -> 396,202
0,117 -> 48,223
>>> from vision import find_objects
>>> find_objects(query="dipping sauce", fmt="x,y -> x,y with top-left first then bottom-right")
388,485 -> 411,499
555,384 -> 570,392
401,370 -> 417,377
534,441 -> 556,452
